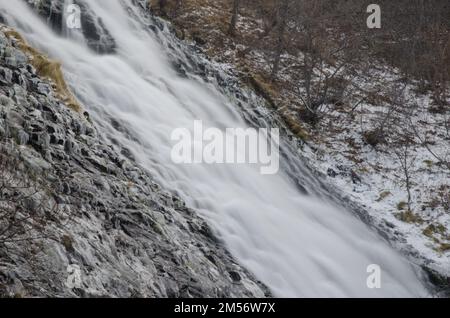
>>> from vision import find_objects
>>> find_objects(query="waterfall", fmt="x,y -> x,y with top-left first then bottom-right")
0,0 -> 429,297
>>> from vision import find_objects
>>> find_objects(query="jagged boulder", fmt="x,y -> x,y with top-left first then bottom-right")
74,0 -> 116,54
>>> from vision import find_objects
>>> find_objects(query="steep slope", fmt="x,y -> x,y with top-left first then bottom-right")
0,0 -> 434,297
0,26 -> 268,297
147,0 -> 450,293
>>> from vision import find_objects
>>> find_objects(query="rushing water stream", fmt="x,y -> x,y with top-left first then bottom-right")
0,0 -> 429,297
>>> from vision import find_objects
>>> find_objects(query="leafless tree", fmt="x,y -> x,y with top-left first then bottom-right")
394,138 -> 416,213
407,111 -> 450,170
363,84 -> 407,147
228,0 -> 241,37
158,0 -> 168,17
287,0 -> 359,124
270,0 -> 289,80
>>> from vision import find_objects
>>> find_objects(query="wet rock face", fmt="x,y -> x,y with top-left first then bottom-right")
74,0 -> 116,54
25,0 -> 116,54
0,30 -> 269,298
25,0 -> 64,33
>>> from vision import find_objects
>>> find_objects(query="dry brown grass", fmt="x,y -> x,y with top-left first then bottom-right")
396,209 -> 423,224
4,28 -> 82,112
282,113 -> 309,141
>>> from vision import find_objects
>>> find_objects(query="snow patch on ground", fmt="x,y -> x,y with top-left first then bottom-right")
300,65 -> 450,281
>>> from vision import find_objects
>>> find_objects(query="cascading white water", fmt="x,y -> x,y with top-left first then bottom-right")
0,0 -> 429,297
